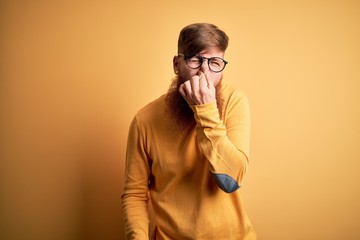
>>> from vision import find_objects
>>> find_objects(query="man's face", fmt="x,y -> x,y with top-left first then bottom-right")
173,47 -> 225,87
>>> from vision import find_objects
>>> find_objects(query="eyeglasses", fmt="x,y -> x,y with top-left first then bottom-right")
178,54 -> 228,73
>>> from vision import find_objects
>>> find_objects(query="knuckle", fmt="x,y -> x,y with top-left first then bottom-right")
192,75 -> 199,81
191,92 -> 198,99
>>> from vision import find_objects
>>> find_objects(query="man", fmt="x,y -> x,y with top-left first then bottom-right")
122,23 -> 256,240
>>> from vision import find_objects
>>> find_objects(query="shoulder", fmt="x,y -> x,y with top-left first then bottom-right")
219,82 -> 249,106
133,94 -> 167,126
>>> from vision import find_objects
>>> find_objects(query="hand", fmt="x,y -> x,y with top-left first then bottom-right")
179,71 -> 216,105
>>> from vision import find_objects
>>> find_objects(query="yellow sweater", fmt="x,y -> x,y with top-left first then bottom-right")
122,83 -> 256,240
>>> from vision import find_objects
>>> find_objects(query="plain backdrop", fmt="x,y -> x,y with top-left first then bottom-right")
1,0 -> 359,239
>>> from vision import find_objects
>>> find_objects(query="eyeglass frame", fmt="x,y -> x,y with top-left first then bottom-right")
177,54 -> 228,73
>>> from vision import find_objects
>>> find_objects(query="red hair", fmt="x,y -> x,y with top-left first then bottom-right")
177,23 -> 229,56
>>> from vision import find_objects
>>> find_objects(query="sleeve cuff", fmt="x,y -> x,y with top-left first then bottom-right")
190,101 -> 221,128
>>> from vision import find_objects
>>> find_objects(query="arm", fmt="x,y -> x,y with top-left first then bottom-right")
121,117 -> 151,239
179,71 -> 250,193
191,93 -> 250,193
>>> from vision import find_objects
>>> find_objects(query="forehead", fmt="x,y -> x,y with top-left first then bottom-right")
198,47 -> 225,58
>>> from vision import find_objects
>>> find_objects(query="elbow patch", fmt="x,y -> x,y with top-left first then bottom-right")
212,173 -> 240,193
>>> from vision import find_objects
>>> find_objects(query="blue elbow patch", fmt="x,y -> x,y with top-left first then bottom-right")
212,173 -> 240,193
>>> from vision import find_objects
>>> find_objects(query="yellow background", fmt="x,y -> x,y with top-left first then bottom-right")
1,0 -> 359,239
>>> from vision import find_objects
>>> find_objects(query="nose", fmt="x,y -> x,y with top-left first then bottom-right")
199,58 -> 211,73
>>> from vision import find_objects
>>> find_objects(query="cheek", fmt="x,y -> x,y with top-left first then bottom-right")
179,68 -> 198,81
210,74 -> 222,87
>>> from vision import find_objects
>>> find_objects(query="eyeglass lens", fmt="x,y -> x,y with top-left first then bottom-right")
186,55 -> 226,72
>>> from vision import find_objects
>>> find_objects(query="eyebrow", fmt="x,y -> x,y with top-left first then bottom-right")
197,52 -> 224,58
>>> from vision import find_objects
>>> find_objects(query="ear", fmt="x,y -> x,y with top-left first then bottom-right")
173,55 -> 179,74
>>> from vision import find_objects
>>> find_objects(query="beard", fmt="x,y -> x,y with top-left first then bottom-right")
165,75 -> 223,133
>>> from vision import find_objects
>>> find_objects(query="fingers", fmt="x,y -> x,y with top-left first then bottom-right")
179,81 -> 196,105
179,83 -> 186,98
178,72 -> 216,105
198,70 -> 214,90
198,71 -> 208,89
179,81 -> 190,98
190,74 -> 200,94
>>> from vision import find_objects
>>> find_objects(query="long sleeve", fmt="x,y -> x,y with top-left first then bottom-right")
121,117 -> 151,239
121,93 -> 256,239
191,92 -> 250,193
